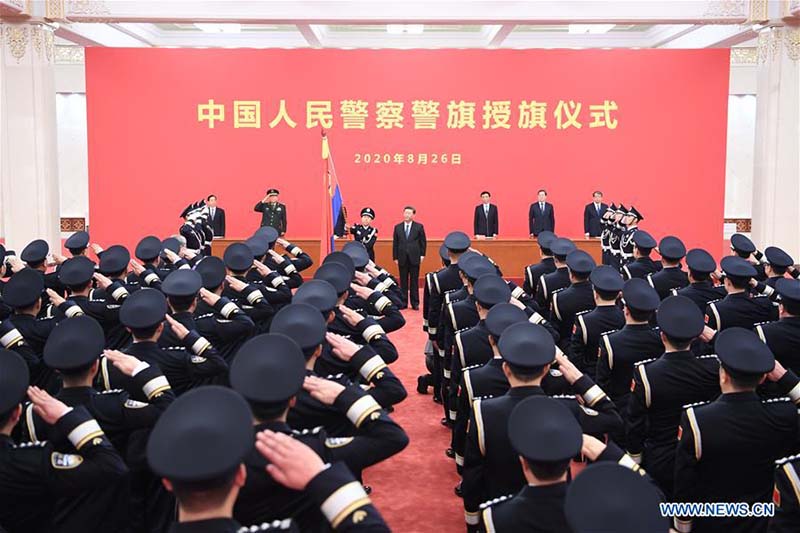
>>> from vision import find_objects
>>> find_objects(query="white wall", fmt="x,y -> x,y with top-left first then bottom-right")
56,93 -> 89,225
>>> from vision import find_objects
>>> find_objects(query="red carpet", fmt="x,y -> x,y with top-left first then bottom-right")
364,309 -> 464,532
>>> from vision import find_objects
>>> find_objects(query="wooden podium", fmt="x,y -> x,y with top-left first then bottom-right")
211,237 -> 602,282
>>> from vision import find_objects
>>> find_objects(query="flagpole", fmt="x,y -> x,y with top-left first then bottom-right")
320,130 -> 331,264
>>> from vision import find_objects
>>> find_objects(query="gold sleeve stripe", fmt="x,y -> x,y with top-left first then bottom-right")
686,407 -> 702,461
638,365 -> 652,408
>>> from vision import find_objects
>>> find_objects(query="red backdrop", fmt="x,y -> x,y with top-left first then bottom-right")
86,48 -> 729,252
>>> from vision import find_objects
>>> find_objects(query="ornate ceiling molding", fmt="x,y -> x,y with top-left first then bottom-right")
0,22 -> 54,63
730,46 -> 758,63
54,44 -> 83,63
757,26 -> 800,62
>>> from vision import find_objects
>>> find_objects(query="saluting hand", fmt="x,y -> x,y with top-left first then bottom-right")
89,243 -> 104,255
164,314 -> 189,340
93,272 -> 113,290
252,259 -> 274,277
225,275 -> 248,293
303,375 -> 346,405
350,283 -> 373,300
198,287 -> 220,306
767,359 -> 788,382
580,434 -> 608,461
353,271 -> 373,286
46,288 -> 66,307
267,249 -> 284,263
104,349 -> 143,377
555,350 -> 583,385
129,259 -> 145,275
337,305 -> 365,327
255,430 -> 326,490
326,331 -> 361,362
28,386 -> 70,425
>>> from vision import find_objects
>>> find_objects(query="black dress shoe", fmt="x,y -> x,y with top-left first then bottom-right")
454,483 -> 463,498
416,375 -> 429,394
440,417 -> 453,428
433,395 -> 443,404
411,304 -> 419,310
445,448 -> 455,458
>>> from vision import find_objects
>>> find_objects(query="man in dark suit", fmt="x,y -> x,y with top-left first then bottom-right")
206,194 -> 226,237
473,191 -> 499,238
583,191 -> 607,238
528,189 -> 555,237
392,206 -> 427,310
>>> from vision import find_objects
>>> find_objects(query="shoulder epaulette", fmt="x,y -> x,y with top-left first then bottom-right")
600,329 -> 619,337
474,395 -> 495,400
165,346 -> 185,351
683,400 -> 711,409
576,309 -> 592,316
456,326 -> 471,334
324,373 -> 345,380
634,357 -> 657,367
291,426 -> 323,436
698,354 -> 718,360
763,396 -> 791,404
479,493 -> 514,510
708,298 -> 723,305
754,321 -> 772,327
100,389 -> 124,395
463,364 -> 482,371
549,394 -> 576,400
195,313 -> 214,320
238,518 -> 295,532
776,453 -> 800,466
552,287 -> 567,294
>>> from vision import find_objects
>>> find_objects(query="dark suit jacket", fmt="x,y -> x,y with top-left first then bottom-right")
392,221 -> 427,266
528,202 -> 555,235
473,204 -> 499,237
208,207 -> 226,237
583,202 -> 608,237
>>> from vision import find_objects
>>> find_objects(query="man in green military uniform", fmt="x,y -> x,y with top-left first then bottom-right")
254,188 -> 287,235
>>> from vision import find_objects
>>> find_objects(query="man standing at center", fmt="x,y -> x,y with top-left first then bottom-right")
529,189 -> 555,237
393,206 -> 427,310
253,188 -> 287,235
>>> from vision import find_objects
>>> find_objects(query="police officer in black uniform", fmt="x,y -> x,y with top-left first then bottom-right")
461,322 -> 621,529
622,230 -> 662,281
65,230 -> 91,257
451,303 -> 529,475
673,328 -> 800,533
148,385 -> 391,532
100,287 -> 228,396
230,333 -> 408,529
772,454 -> 800,532
550,249 -> 597,349
619,206 -> 643,267
596,278 -> 663,424
705,256 -> 776,335
523,231 -> 556,296
600,204 -> 616,266
20,315 -> 175,533
566,463 -> 670,533
535,238 -> 576,310
648,236 -> 689,300
570,265 -> 625,379
626,295 -> 720,497
756,278 -> 800,376
0,350 -> 129,533
254,188 -> 288,235
609,205 -> 627,271
673,248 -> 727,312
349,207 -> 378,261
730,233 -> 767,281
2,268 -> 83,392
479,396 -> 582,532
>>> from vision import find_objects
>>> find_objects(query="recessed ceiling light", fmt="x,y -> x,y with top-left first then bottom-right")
568,24 -> 615,34
194,23 -> 242,34
386,24 -> 424,34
